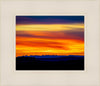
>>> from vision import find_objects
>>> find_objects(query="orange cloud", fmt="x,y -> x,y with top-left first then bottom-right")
16,36 -> 84,57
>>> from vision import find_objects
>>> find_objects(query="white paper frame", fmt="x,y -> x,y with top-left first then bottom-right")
0,0 -> 100,86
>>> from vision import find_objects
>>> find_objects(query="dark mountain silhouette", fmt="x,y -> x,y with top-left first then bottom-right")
16,55 -> 84,70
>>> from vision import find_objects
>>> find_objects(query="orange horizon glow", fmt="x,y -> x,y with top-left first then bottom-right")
16,23 -> 84,57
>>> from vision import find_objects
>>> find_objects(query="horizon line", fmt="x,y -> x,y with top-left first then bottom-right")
16,55 -> 84,57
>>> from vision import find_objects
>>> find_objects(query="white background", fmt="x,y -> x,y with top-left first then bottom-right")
0,0 -> 100,86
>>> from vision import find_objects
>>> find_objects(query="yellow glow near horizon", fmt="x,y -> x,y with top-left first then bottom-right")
16,37 -> 84,57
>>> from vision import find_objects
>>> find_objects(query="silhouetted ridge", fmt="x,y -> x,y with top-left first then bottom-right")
16,55 -> 84,70
17,55 -> 84,58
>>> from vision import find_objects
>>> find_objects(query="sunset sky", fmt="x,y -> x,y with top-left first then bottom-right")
16,16 -> 84,57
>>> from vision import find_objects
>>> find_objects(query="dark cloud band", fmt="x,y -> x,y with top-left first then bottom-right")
16,16 -> 84,25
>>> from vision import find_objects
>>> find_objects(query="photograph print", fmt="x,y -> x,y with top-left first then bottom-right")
16,16 -> 84,70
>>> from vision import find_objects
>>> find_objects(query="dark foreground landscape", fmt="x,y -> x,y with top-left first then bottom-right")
16,55 -> 84,70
